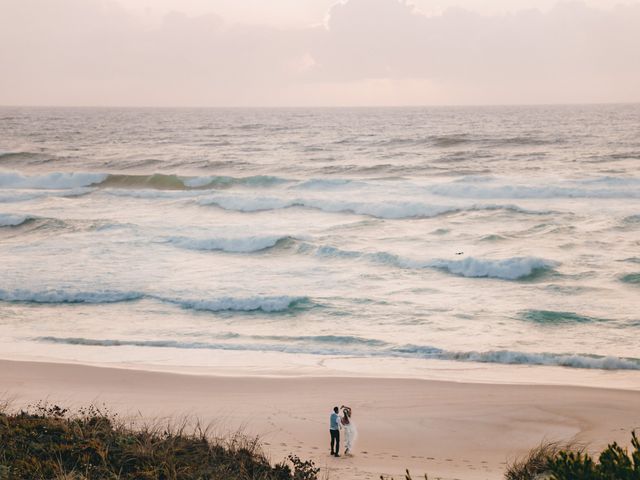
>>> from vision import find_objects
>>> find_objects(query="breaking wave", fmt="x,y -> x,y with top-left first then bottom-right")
0,213 -> 35,227
392,345 -> 640,370
164,235 -> 293,253
0,288 -> 309,313
35,336 -> 640,371
425,256 -> 557,280
158,295 -> 309,313
0,172 -> 107,189
198,195 -> 551,219
102,173 -> 287,190
0,171 -> 288,191
427,180 -> 640,199
306,244 -> 557,280
0,289 -> 143,304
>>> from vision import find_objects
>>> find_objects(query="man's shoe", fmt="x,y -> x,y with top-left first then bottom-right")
334,454 -> 340,457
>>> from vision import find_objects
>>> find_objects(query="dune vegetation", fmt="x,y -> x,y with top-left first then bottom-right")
1,402 -> 638,480
0,402 -> 318,480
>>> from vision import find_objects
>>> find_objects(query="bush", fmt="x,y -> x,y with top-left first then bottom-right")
505,441 -> 571,480
507,431 -> 640,480
548,431 -> 640,480
0,402 -> 318,480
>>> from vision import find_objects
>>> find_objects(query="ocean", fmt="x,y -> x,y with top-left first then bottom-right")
1,105 -> 639,386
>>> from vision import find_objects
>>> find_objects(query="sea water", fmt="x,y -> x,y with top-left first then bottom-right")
1,105 -> 639,385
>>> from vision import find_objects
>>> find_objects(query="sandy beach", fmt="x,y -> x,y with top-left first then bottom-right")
2,359 -> 639,480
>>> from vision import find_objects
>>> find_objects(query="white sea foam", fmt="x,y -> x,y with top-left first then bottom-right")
428,182 -> 640,199
425,256 -> 557,280
199,195 -> 548,219
34,336 -> 640,371
307,244 -> 556,280
439,350 -> 640,370
165,235 -> 291,253
0,289 -> 144,304
0,172 -> 107,190
158,295 -> 308,312
0,288 -> 308,312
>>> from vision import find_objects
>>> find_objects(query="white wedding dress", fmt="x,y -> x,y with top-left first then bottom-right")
343,420 -> 357,454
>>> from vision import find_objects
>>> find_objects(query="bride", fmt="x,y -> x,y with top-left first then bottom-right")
340,405 -> 357,455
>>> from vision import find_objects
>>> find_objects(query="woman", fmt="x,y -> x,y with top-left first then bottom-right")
340,405 -> 356,455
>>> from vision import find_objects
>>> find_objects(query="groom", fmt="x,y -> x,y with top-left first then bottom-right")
329,406 -> 340,457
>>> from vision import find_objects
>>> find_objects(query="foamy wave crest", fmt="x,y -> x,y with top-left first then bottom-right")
37,333 -> 387,351
0,213 -> 33,227
0,172 -> 107,190
0,288 -> 309,312
158,295 -> 309,313
306,244 -> 556,280
165,235 -> 291,253
0,188 -> 94,203
428,181 -> 640,199
0,171 -> 289,192
392,345 -> 640,370
34,336 -> 640,370
443,350 -> 640,370
199,195 -> 548,219
426,256 -> 557,280
99,173 -> 287,190
0,289 -> 143,304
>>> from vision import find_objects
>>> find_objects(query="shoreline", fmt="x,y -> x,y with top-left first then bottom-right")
3,359 -> 640,480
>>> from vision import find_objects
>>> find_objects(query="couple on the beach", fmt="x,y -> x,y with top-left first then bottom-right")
329,405 -> 355,457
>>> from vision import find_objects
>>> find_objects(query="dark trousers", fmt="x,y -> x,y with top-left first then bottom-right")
330,429 -> 340,454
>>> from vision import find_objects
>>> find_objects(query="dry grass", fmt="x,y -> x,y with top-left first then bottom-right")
0,401 -> 317,480
505,440 -> 583,480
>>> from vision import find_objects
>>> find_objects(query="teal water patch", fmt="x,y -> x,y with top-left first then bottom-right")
620,273 -> 640,285
479,234 -> 507,242
521,310 -> 607,324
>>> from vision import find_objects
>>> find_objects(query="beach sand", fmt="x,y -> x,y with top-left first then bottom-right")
2,359 -> 639,480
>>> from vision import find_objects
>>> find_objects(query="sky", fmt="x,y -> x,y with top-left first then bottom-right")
1,0 -> 639,106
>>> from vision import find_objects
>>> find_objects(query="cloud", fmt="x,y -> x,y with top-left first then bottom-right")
1,0 -> 639,105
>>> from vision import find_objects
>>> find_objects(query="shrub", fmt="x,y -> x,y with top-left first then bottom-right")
548,431 -> 640,480
505,441 -> 572,480
0,402 -> 318,480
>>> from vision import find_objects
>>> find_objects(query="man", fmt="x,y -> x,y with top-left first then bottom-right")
329,406 -> 341,457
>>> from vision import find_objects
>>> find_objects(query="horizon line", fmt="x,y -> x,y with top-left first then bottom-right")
1,101 -> 639,110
